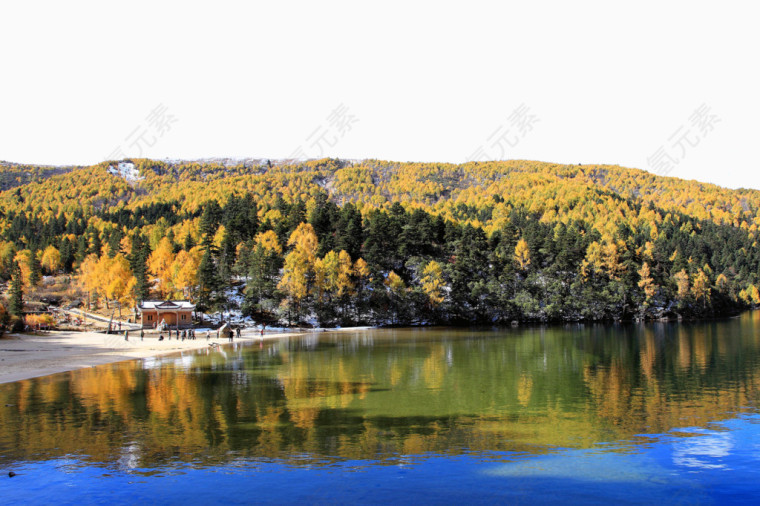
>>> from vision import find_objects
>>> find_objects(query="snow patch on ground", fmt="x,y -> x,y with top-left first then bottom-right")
108,162 -> 143,182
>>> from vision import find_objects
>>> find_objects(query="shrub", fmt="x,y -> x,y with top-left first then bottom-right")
24,313 -> 56,329
10,316 -> 25,333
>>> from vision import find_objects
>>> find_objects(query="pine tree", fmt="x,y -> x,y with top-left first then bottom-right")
217,230 -> 237,285
128,233 -> 151,303
197,246 -> 222,314
199,200 -> 222,241
242,241 -> 281,317
309,193 -> 337,256
29,250 -> 41,287
336,203 -> 363,261
9,261 -> 23,317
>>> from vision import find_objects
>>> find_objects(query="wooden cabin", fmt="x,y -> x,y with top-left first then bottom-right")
138,300 -> 195,329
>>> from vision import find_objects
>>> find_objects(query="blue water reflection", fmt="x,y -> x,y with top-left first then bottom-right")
5,414 -> 760,505
4,317 -> 760,503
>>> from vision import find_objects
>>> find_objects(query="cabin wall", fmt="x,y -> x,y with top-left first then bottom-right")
140,310 -> 193,328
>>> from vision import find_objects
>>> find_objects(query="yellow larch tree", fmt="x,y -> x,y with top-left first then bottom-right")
385,270 -> 406,293
170,246 -> 203,299
336,250 -> 354,297
78,253 -> 100,308
104,254 -> 137,309
287,223 -> 318,263
740,285 -> 760,306
279,251 -> 310,319
581,241 -> 603,280
353,257 -> 370,311
148,237 -> 175,297
321,251 -> 341,296
40,245 -> 62,274
385,270 -> 407,325
691,268 -> 711,308
119,235 -> 133,257
715,273 -> 729,292
353,257 -> 370,284
255,230 -> 282,254
278,223 -> 319,321
514,238 -> 531,272
602,240 -> 626,280
637,262 -> 657,304
420,260 -> 445,307
312,257 -> 327,304
13,250 -> 34,287
673,269 -> 690,303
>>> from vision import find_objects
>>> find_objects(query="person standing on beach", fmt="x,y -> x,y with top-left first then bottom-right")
140,328 -> 144,341
236,327 -> 241,340
124,330 -> 129,341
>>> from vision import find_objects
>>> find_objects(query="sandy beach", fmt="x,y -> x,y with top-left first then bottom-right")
0,329 -> 294,384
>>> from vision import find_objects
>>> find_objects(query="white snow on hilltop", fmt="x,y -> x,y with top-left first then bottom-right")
108,162 -> 143,182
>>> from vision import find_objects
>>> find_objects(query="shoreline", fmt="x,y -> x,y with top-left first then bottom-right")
0,329 -> 302,385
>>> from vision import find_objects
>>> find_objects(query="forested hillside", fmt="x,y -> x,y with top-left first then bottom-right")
0,161 -> 76,192
1,157 -> 758,327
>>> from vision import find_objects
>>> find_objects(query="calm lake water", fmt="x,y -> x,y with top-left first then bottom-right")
3,313 -> 760,504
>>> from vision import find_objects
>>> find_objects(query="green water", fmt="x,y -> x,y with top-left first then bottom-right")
2,314 -> 760,503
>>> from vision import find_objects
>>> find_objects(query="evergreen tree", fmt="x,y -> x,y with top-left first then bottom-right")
183,233 -> 195,251
29,250 -> 41,286
335,203 -> 363,261
9,261 -> 23,317
128,233 -> 151,302
309,193 -> 338,256
199,200 -> 222,240
218,230 -> 237,285
107,228 -> 122,257
197,246 -> 222,314
59,237 -> 74,271
86,226 -> 102,256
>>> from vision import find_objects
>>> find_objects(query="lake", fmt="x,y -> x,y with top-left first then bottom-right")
3,313 -> 760,504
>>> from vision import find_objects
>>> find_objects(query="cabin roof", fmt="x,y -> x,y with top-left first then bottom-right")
138,300 -> 195,311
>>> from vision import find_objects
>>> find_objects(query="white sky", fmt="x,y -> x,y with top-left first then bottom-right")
1,1 -> 758,189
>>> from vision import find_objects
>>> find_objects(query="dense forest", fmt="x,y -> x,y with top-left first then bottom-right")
1,157 -> 759,327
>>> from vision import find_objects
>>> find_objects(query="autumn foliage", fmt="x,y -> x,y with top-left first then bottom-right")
1,157 -> 759,324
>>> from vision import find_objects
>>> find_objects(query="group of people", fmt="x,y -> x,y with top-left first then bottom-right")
156,328 -> 197,341
123,324 -> 263,343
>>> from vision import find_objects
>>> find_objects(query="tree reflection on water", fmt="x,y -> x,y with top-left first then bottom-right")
2,312 -> 760,471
